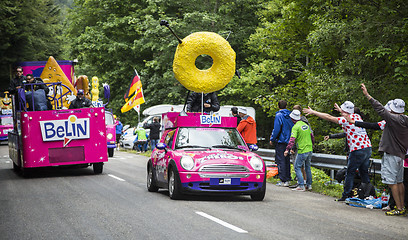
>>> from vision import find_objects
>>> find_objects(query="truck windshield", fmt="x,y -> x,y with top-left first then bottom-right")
1,116 -> 13,125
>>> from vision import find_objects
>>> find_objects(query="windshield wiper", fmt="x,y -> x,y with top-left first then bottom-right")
211,145 -> 244,151
176,145 -> 208,149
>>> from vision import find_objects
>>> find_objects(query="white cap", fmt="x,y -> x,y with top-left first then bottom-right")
384,100 -> 393,112
340,101 -> 354,114
390,99 -> 405,114
238,107 -> 247,115
289,109 -> 301,120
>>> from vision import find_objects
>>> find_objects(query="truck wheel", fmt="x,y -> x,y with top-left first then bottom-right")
108,148 -> 114,157
93,163 -> 103,174
12,162 -> 19,171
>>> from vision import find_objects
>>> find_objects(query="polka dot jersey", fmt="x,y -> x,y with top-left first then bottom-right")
338,114 -> 372,152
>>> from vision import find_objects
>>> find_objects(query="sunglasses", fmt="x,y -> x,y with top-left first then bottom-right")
17,71 -> 23,73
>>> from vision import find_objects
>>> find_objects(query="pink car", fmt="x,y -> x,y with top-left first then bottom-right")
147,112 -> 266,201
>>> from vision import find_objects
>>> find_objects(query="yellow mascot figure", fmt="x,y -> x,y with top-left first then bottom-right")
91,76 -> 99,101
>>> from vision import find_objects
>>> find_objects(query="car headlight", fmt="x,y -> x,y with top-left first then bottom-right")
107,133 -> 113,140
249,156 -> 263,171
180,156 -> 195,171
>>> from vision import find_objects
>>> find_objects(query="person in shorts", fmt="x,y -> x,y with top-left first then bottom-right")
360,83 -> 408,216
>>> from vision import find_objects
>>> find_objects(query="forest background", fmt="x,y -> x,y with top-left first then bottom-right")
1,0 -> 407,157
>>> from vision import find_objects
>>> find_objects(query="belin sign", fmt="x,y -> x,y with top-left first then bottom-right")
39,115 -> 90,141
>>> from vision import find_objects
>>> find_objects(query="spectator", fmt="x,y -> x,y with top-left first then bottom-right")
342,100 -> 406,211
133,123 -> 148,153
231,107 -> 242,127
115,116 -> 123,150
289,105 -> 310,188
303,101 -> 372,201
9,66 -> 25,94
144,117 -> 161,151
69,89 -> 93,109
269,100 -> 294,187
359,83 -> 408,216
284,110 -> 314,191
236,107 -> 257,147
186,92 -> 220,113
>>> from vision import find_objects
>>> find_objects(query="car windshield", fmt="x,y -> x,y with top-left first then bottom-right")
175,127 -> 246,150
105,112 -> 115,125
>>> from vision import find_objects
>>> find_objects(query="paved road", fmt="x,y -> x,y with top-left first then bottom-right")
0,144 -> 406,240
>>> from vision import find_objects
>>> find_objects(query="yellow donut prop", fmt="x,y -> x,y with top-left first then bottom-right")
173,32 -> 236,93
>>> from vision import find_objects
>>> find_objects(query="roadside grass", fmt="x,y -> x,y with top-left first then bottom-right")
117,148 -> 152,157
267,165 -> 344,198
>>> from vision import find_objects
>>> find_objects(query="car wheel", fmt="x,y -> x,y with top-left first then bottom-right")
93,163 -> 103,174
108,148 -> 114,157
147,163 -> 159,192
250,176 -> 266,201
168,167 -> 182,200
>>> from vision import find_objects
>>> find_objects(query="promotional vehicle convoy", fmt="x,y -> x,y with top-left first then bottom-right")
146,112 -> 266,200
105,111 -> 116,157
8,82 -> 108,176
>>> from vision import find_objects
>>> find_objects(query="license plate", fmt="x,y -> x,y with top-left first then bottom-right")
210,178 -> 240,185
220,178 -> 231,185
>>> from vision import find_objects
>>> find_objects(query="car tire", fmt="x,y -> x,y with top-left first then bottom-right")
168,167 -> 182,200
108,148 -> 114,157
93,163 -> 103,174
250,175 -> 266,201
147,162 -> 159,192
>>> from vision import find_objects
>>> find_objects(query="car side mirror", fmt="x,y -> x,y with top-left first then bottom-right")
249,144 -> 259,152
156,142 -> 167,150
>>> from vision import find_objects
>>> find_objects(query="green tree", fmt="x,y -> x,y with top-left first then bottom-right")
0,0 -> 66,91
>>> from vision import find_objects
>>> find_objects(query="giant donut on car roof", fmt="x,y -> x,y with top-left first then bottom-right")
173,32 -> 236,93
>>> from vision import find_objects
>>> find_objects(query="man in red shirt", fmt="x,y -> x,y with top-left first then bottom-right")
237,107 -> 257,147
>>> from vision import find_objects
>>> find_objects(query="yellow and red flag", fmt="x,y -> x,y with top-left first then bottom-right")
121,70 -> 145,113
124,70 -> 142,101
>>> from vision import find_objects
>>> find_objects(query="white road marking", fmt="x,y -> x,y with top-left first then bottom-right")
195,211 -> 248,233
5,160 -> 10,163
108,174 -> 126,182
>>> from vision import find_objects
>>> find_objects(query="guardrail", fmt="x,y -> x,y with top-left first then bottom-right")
257,148 -> 382,181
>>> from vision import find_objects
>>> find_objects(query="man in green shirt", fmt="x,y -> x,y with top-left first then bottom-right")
133,123 -> 148,152
284,110 -> 315,191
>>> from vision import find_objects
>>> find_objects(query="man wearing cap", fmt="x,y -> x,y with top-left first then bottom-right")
284,110 -> 314,191
303,100 -> 372,201
360,83 -> 408,216
69,89 -> 93,109
237,107 -> 257,147
270,100 -> 294,187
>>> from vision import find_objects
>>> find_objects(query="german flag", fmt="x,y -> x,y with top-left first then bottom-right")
124,70 -> 142,101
